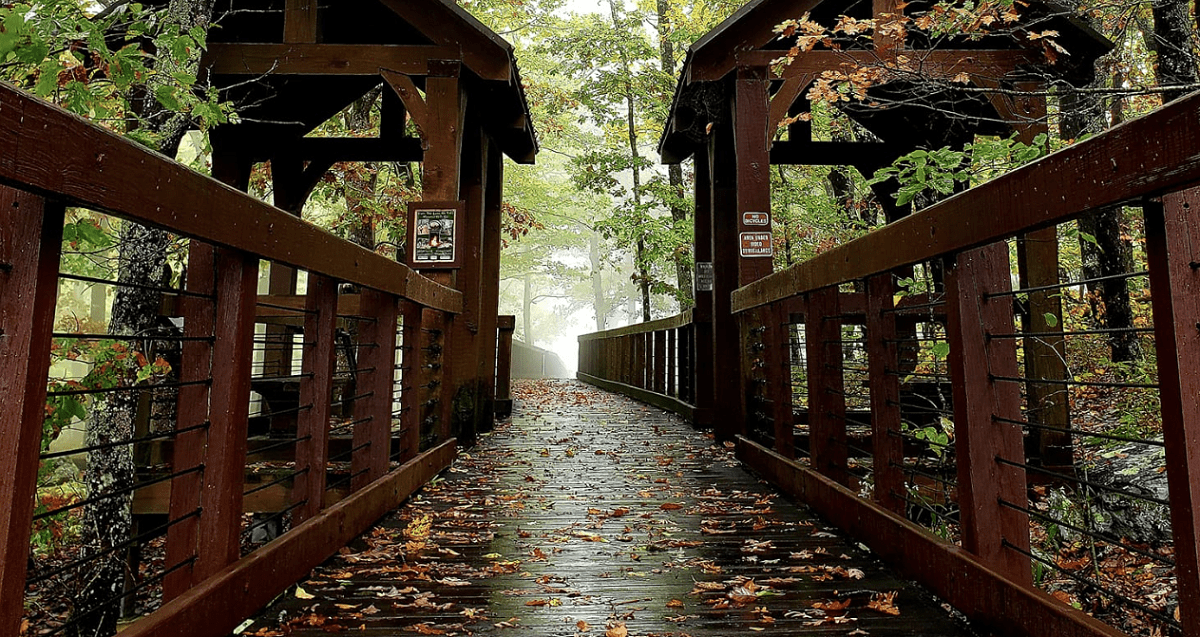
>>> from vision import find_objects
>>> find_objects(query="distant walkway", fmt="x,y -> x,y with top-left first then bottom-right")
239,380 -> 974,636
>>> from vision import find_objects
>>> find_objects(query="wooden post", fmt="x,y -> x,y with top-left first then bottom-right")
494,315 -> 514,419
167,141 -> 253,596
666,328 -> 677,398
653,330 -> 667,394
352,290 -> 398,490
710,121 -> 741,440
164,241 -> 214,601
692,147 -> 715,426
293,274 -> 338,522
478,142 -> 505,431
0,190 -> 63,633
398,301 -> 425,461
283,0 -> 319,43
194,247 -> 259,581
764,302 -> 795,458
865,273 -> 906,515
733,65 -> 774,286
805,287 -> 849,485
1144,191 -> 1200,635
945,244 -> 1031,585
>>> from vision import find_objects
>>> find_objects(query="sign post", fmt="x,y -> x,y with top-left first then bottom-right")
406,201 -> 464,269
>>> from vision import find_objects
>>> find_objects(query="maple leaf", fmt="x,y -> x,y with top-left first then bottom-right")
605,621 -> 629,637
813,598 -> 852,612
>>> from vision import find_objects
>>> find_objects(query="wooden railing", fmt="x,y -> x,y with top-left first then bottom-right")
577,310 -> 705,422
0,82 -> 465,637
732,92 -> 1200,637
495,315 -> 515,417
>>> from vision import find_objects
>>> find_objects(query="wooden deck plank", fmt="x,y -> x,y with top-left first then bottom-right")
240,380 -> 974,637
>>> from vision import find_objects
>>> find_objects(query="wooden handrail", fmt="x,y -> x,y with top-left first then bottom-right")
577,310 -> 694,341
731,88 -> 1200,313
0,82 -> 461,314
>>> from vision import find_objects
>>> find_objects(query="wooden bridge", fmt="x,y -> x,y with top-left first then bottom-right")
1,1 -> 1199,636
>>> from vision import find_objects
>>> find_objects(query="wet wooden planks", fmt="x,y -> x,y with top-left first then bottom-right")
241,380 -> 975,636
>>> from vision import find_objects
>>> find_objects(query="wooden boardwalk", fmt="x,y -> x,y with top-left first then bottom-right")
240,380 -> 975,636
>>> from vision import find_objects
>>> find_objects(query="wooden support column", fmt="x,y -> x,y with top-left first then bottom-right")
352,290 -> 399,490
865,273 -> 905,515
805,287 -> 849,485
478,141 -> 504,432
1144,191 -> 1200,635
293,274 -> 338,522
194,247 -> 259,582
692,148 -> 715,426
945,244 -> 1031,585
764,302 -> 795,458
494,315 -> 515,419
733,65 -> 774,286
711,119 -> 742,441
0,190 -> 63,633
283,0 -> 319,43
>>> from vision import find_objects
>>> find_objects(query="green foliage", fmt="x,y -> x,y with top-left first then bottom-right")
0,1 -> 233,148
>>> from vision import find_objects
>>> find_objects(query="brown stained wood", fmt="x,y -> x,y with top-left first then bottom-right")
294,274 -> 339,522
120,441 -> 457,637
376,0 -> 512,81
478,144 -> 504,430
283,0 -> 319,43
692,148 -> 714,424
0,83 -> 462,315
494,316 -> 514,418
731,89 -> 1200,314
205,43 -> 462,76
872,0 -> 904,53
421,72 -> 464,203
353,290 -> 400,491
727,49 -> 1038,83
1017,228 -> 1073,472
577,310 -> 693,340
805,287 -> 849,485
287,137 -> 424,163
734,66 -> 774,287
381,70 -> 430,136
944,244 -> 1031,585
399,301 -> 424,461
764,303 -> 795,458
865,274 -> 905,515
194,248 -> 259,582
433,311 -> 455,446
243,381 -> 975,636
770,140 -> 909,171
0,190 -> 62,634
666,329 -> 676,398
738,438 -> 1127,637
654,330 -> 667,394
164,242 -> 216,601
768,74 -> 813,134
1144,191 -> 1200,635
711,124 -> 743,442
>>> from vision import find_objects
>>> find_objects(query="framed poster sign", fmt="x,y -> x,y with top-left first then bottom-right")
406,201 -> 464,269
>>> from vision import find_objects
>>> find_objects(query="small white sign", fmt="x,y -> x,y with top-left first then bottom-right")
743,211 -> 770,226
740,232 -> 773,258
695,262 -> 714,292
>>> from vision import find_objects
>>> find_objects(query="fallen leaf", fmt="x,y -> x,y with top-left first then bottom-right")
605,621 -> 628,637
660,502 -> 684,510
667,598 -> 685,608
577,619 -> 591,631
294,586 -> 315,600
868,591 -> 900,616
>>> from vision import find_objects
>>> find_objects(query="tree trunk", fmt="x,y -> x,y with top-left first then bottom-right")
73,2 -> 216,634
609,0 -> 652,322
655,0 -> 692,309
1151,0 -> 1199,103
1059,86 -> 1141,362
523,272 -> 534,346
590,232 -> 608,331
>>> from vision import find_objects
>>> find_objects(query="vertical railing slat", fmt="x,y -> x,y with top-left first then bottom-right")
764,303 -> 795,458
1145,191 -> 1200,635
0,190 -> 63,633
194,248 -> 259,581
293,274 -> 338,522
353,290 -> 399,490
945,244 -> 1031,585
865,273 -> 905,515
806,287 -> 849,485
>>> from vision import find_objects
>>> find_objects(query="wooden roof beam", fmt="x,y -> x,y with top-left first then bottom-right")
376,0 -> 513,82
205,43 -> 462,77
283,0 -> 319,44
244,137 -> 424,164
691,48 -> 1038,82
769,140 -> 908,170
